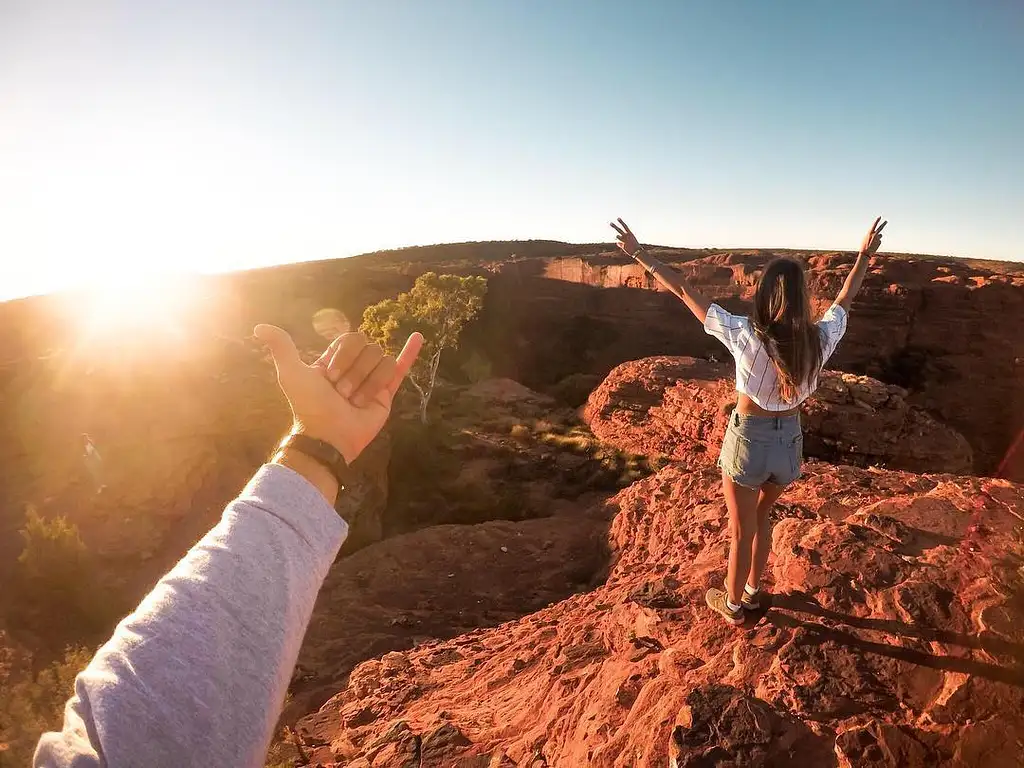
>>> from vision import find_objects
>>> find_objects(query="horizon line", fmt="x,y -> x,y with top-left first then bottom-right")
2,240 -> 1020,304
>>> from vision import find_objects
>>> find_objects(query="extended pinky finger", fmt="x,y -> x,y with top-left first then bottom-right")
387,333 -> 425,397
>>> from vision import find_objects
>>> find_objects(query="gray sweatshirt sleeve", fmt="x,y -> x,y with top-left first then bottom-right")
34,463 -> 348,768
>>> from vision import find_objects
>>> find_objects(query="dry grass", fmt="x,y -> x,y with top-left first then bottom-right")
539,430 -> 599,455
535,424 -> 660,489
509,424 -> 532,442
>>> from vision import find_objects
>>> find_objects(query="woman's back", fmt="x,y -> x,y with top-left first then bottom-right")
703,302 -> 848,411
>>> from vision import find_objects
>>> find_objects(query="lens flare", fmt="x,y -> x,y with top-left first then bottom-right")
73,273 -> 200,345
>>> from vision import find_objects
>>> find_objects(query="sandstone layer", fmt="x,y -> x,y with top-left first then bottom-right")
583,356 -> 973,475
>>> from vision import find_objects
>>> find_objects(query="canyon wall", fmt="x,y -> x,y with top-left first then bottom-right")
473,250 -> 1023,479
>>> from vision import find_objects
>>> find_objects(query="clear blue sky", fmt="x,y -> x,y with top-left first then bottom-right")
1,0 -> 1022,299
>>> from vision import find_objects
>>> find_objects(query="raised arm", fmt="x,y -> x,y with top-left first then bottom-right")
834,216 -> 887,312
35,328 -> 422,768
611,218 -> 712,323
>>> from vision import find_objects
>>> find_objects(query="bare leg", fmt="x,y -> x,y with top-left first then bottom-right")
722,472 -> 761,606
747,481 -> 787,591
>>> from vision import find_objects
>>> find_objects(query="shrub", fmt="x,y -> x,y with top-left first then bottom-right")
0,645 -> 92,767
11,507 -> 106,645
509,424 -> 532,442
17,507 -> 87,589
538,428 -> 599,456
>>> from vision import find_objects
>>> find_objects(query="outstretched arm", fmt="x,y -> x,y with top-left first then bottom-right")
35,329 -> 422,768
610,218 -> 712,323
834,216 -> 887,312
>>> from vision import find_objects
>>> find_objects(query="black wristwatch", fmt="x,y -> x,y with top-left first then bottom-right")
275,433 -> 350,488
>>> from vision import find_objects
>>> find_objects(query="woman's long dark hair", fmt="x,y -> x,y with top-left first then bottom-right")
751,257 -> 823,403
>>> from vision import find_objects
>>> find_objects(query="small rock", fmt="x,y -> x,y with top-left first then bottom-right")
380,652 -> 411,676
343,705 -> 378,728
420,722 -> 473,763
368,720 -> 413,749
834,722 -> 930,768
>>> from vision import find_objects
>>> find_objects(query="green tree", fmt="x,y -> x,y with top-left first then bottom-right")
361,272 -> 487,423
17,512 -> 87,602
12,507 -> 103,643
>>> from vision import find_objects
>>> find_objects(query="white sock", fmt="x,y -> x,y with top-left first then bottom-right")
726,598 -> 742,613
744,583 -> 759,596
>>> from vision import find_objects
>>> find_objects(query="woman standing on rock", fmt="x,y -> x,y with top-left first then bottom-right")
609,217 -> 887,625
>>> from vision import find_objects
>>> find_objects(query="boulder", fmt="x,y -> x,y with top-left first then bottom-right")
583,356 -> 973,475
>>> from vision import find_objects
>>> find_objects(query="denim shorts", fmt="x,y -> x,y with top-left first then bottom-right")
718,411 -> 803,488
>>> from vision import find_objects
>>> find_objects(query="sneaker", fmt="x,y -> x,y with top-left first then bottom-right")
705,587 -> 744,625
741,589 -> 761,611
723,581 -> 762,611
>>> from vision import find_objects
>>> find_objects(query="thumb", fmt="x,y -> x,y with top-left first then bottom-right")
254,324 -> 303,378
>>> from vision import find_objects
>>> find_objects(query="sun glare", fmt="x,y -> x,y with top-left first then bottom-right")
79,273 -> 198,340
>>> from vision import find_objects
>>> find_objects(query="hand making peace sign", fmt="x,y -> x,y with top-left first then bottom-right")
610,218 -> 642,258
860,217 -> 888,256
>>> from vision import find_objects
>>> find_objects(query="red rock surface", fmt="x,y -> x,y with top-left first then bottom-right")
583,356 -> 973,475
290,499 -> 613,720
296,462 -> 1024,767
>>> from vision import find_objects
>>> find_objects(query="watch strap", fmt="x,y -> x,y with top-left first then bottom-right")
276,433 -> 350,488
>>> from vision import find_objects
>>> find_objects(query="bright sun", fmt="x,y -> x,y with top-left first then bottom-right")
79,273 -> 198,339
